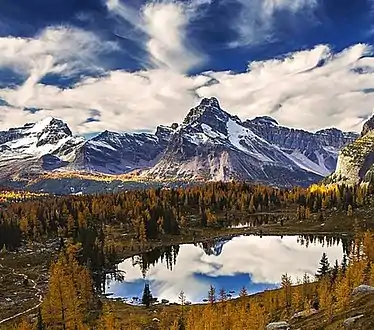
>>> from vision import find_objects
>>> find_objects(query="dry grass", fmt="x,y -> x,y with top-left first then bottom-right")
104,290 -> 374,330
291,292 -> 374,330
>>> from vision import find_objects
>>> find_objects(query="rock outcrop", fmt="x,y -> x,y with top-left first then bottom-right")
352,285 -> 374,295
266,321 -> 290,330
327,115 -> 374,185
343,314 -> 364,329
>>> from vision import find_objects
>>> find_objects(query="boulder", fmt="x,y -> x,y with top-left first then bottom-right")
352,285 -> 374,295
291,308 -> 318,320
266,321 -> 290,330
343,314 -> 364,329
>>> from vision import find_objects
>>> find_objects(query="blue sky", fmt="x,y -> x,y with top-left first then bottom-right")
0,0 -> 374,134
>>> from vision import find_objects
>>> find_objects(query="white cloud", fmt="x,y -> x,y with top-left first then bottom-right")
230,0 -> 319,47
0,69 -> 208,133
105,0 -> 206,73
197,43 -> 374,132
1,43 -> 374,134
0,26 -> 118,107
0,26 -> 117,76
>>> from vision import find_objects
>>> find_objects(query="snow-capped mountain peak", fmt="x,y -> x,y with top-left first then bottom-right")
0,117 -> 80,160
183,97 -> 233,127
144,98 -> 357,185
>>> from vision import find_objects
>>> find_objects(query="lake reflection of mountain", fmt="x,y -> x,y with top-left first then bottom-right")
106,235 -> 349,304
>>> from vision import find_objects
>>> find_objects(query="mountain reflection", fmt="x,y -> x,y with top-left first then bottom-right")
106,235 -> 347,303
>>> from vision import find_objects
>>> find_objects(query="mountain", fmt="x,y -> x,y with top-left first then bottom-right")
0,98 -> 358,192
326,115 -> 374,185
244,117 -> 357,177
0,117 -> 82,161
142,97 -> 357,187
0,118 -> 176,182
0,117 -> 85,179
68,126 -> 173,174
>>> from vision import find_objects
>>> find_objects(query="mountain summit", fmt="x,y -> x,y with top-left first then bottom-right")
0,116 -> 83,162
0,98 -> 358,191
143,97 -> 357,186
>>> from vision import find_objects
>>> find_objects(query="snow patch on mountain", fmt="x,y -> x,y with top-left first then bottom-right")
27,116 -> 55,133
201,123 -> 226,140
286,151 -> 330,176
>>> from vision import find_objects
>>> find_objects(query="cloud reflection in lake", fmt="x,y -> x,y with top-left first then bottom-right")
106,235 -> 344,303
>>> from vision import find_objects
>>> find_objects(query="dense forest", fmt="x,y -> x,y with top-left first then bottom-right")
1,181 -> 371,252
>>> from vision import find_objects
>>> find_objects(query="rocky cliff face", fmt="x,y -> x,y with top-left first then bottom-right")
244,117 -> 357,176
327,115 -> 374,185
361,116 -> 374,137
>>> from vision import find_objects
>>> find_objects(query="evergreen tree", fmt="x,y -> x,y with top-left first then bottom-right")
239,286 -> 248,297
341,254 -> 348,274
208,285 -> 216,305
142,283 -> 153,307
316,253 -> 330,278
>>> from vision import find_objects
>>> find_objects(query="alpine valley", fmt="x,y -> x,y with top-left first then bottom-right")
0,97 -> 358,194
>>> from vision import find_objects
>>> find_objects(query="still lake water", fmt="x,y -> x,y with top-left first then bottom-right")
106,235 -> 347,304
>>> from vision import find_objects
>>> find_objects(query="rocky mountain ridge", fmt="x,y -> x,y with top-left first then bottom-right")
245,118 -> 356,176
143,98 -> 357,186
0,98 -> 358,191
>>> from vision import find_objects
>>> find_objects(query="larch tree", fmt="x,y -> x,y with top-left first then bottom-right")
99,303 -> 119,330
281,273 -> 292,309
179,290 -> 186,318
347,204 -> 353,217
335,275 -> 350,309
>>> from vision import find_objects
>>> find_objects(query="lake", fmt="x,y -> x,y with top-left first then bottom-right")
105,235 -> 348,304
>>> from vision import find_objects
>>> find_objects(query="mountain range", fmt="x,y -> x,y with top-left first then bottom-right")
0,97 -> 359,193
